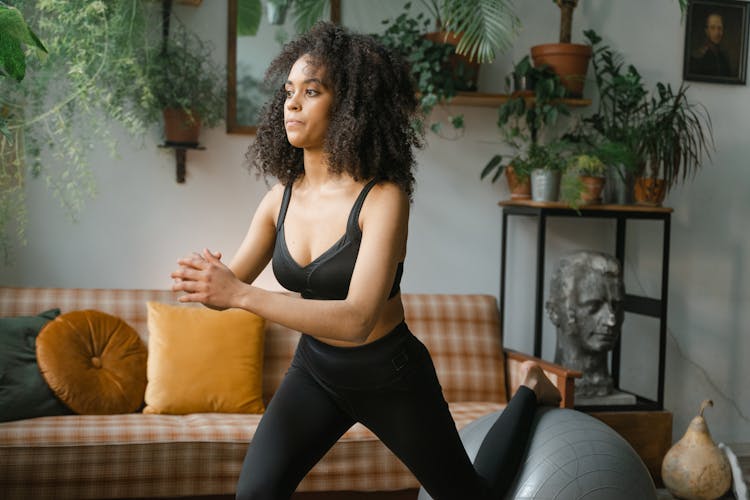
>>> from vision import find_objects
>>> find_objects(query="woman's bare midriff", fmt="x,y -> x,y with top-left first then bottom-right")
310,294 -> 405,347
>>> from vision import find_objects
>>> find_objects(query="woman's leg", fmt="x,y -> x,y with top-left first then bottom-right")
474,362 -> 561,497
352,334 -> 490,499
235,362 -> 355,500
353,336 -> 560,500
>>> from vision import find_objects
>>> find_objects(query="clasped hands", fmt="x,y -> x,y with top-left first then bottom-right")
171,248 -> 239,309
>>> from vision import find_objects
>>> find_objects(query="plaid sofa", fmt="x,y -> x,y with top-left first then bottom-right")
0,288 -> 579,499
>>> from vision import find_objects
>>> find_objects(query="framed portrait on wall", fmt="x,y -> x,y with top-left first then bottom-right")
683,0 -> 749,84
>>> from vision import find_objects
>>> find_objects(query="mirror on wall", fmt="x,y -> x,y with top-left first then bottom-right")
227,0 -> 341,134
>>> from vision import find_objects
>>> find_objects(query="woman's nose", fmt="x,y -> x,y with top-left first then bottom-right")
286,94 -> 301,111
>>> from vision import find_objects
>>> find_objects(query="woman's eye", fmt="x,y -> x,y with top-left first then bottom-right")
306,88 -> 319,96
285,89 -> 294,98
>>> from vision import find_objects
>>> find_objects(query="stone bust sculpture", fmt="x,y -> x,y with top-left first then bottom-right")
545,250 -> 625,398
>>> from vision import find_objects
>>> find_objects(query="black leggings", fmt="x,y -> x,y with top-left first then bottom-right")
235,322 -> 537,500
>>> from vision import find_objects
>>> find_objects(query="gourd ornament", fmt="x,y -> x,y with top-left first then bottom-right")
661,400 -> 732,499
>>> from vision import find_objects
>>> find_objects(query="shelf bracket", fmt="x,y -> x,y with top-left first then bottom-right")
158,143 -> 206,183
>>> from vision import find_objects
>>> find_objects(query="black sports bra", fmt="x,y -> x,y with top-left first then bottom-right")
272,179 -> 403,300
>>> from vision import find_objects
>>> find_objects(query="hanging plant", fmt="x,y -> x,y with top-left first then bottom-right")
138,19 -> 226,144
0,0 -> 161,263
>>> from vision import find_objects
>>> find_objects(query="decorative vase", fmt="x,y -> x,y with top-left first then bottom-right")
530,43 -> 592,98
163,108 -> 201,146
661,400 -> 732,500
530,169 -> 561,202
633,177 -> 666,206
505,165 -> 531,200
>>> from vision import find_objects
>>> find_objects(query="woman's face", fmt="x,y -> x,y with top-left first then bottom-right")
283,55 -> 333,150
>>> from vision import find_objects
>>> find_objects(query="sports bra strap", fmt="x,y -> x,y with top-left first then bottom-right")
346,179 -> 378,234
276,182 -> 294,232
277,179 -> 378,234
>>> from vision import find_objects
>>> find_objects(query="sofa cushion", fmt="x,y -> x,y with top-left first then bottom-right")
0,401 -> 504,498
144,302 -> 266,415
36,310 -> 148,415
0,309 -> 73,422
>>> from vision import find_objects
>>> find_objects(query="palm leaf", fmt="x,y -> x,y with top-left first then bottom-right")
441,0 -> 520,63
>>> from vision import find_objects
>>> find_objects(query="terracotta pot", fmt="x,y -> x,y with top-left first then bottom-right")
163,108 -> 201,145
506,165 -> 531,200
579,176 -> 605,205
633,177 -> 667,206
530,43 -> 592,98
423,31 -> 480,91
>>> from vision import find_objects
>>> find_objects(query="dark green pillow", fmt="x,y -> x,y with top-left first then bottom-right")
0,309 -> 74,422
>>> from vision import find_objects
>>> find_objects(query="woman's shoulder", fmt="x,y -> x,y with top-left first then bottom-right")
362,180 -> 409,216
368,180 -> 408,202
256,182 -> 287,218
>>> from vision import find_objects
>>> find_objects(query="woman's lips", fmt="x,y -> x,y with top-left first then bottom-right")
285,120 -> 303,128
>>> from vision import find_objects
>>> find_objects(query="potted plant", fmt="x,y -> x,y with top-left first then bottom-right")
481,63 -> 571,201
560,152 -> 606,209
528,140 -> 569,202
418,0 -> 521,90
481,153 -> 533,199
634,82 -> 713,206
530,0 -> 592,98
140,24 -> 226,145
377,6 -> 461,135
422,0 -> 520,64
1,0 -> 158,262
579,30 -> 648,203
582,29 -> 713,206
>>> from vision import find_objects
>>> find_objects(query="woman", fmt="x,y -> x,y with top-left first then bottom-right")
171,22 -> 560,500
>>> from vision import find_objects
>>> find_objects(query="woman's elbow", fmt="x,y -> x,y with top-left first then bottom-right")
345,306 -> 377,344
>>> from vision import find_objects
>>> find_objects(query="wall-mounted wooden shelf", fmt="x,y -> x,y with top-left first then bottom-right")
448,92 -> 591,108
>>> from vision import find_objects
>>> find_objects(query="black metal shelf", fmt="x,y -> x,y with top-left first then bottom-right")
498,200 -> 673,411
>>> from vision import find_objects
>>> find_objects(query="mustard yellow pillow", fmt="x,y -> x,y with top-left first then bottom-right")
144,302 -> 265,414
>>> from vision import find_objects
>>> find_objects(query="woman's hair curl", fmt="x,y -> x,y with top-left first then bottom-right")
247,22 -> 422,198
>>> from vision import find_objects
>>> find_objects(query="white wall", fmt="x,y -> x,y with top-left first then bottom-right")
2,0 -> 748,445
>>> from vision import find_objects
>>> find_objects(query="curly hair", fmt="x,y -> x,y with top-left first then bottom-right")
247,22 -> 423,198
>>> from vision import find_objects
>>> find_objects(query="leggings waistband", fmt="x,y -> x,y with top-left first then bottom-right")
297,322 -> 414,390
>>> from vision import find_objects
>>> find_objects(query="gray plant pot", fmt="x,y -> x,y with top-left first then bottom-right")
530,169 -> 561,202
603,164 -> 633,205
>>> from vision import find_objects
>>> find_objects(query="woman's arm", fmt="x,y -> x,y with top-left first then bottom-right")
172,184 -> 282,311
226,184 -> 284,284
171,182 -> 408,343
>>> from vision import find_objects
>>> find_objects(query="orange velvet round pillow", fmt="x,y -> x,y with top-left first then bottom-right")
36,310 -> 148,414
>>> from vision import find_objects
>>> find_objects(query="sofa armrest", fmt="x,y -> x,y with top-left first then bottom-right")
503,349 -> 582,408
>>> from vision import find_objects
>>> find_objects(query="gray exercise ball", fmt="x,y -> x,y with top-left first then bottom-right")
418,407 -> 657,500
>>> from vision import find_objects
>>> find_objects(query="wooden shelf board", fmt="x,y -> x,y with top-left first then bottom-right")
499,199 -> 674,214
448,92 -> 592,108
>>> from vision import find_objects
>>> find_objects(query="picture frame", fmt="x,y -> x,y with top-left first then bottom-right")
683,0 -> 749,84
